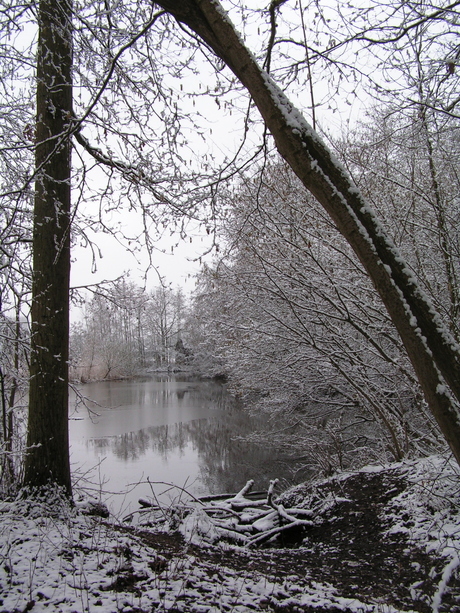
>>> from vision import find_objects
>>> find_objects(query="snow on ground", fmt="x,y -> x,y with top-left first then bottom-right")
1,455 -> 459,612
383,456 -> 460,613
0,500 -> 376,613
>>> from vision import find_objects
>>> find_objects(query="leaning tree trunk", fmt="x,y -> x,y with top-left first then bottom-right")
24,0 -> 73,496
156,0 -> 460,466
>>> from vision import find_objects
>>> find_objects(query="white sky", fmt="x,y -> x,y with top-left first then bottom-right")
68,0 -> 373,309
70,226 -> 212,294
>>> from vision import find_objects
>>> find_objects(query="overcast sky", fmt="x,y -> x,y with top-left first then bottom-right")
69,1 -> 371,308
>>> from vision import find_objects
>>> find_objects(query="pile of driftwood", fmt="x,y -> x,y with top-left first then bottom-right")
194,479 -> 315,547
128,479 -> 317,547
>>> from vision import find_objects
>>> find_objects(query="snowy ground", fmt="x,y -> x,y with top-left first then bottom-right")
1,455 -> 459,612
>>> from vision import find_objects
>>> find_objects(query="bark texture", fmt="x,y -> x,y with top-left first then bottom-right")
24,0 -> 73,495
156,0 -> 460,464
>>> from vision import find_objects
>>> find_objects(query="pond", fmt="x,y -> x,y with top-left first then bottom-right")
69,375 -> 296,516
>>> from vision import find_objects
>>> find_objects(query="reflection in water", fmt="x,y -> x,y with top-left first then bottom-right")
69,376 -> 295,513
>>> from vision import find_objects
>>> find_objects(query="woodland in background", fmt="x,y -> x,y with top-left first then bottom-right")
70,283 -> 188,381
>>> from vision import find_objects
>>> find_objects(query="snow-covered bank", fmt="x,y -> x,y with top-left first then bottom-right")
1,455 -> 459,612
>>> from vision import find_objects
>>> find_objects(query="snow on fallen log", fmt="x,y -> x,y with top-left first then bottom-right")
130,478 -> 322,547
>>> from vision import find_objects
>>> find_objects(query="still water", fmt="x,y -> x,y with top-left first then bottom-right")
69,375 -> 293,515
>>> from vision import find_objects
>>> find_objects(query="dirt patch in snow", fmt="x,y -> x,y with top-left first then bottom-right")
128,467 -> 460,612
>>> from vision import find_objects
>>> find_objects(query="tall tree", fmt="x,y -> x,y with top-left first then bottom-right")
23,0 -> 73,495
156,0 -> 460,464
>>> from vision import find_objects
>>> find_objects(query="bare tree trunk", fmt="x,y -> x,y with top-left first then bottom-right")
23,0 -> 73,496
157,0 -> 460,465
